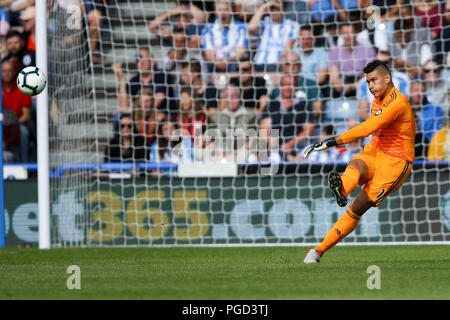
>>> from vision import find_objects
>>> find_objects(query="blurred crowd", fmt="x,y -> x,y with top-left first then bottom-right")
1,0 -> 449,166
0,0 -> 36,163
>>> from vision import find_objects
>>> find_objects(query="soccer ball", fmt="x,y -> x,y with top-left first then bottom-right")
16,66 -> 47,96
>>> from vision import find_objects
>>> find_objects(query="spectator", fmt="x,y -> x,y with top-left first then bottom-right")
176,0 -> 209,24
176,86 -> 207,143
210,85 -> 258,136
148,2 -> 206,49
104,113 -> 147,162
157,30 -> 202,86
357,51 -> 411,121
83,0 -> 105,64
332,10 -> 370,49
278,51 -> 301,78
261,75 -> 315,159
422,59 -> 449,117
2,29 -> 36,134
2,60 -> 32,162
122,48 -> 174,115
149,120 -> 194,163
19,5 -> 35,54
410,79 -> 443,144
328,22 -> 376,98
390,17 -> 432,77
229,59 -> 268,114
413,0 -> 444,38
413,0 -> 445,63
17,3 -> 41,147
2,108 -> 20,163
271,51 -> 325,121
209,85 -> 258,162
428,111 -> 450,161
158,30 -> 188,72
133,87 -> 165,147
110,68 -> 163,144
0,6 -> 10,52
178,61 -> 219,119
201,0 -> 249,73
2,30 -> 35,71
297,124 -> 341,162
248,0 -> 299,72
0,0 -> 33,28
295,25 -> 328,86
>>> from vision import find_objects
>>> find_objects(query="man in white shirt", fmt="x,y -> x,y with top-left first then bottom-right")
201,0 -> 249,73
248,0 -> 299,72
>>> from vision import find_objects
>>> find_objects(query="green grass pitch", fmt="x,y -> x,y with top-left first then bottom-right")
0,245 -> 448,299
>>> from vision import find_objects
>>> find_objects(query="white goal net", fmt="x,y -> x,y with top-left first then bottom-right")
47,0 -> 450,247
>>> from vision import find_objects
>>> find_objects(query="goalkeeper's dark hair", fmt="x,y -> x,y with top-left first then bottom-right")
363,60 -> 391,78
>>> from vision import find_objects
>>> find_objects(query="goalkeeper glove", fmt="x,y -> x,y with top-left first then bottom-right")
303,137 -> 338,159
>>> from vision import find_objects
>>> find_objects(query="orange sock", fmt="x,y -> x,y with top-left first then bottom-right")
314,208 -> 360,254
340,166 -> 360,197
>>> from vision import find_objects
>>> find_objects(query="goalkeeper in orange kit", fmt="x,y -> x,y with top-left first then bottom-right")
303,60 -> 416,263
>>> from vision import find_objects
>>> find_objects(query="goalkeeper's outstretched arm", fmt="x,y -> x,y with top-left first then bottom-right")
303,100 -> 403,158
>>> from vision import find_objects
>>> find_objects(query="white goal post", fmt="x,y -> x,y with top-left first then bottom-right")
37,0 -> 50,249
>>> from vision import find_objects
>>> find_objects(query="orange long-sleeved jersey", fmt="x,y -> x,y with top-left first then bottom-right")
341,87 -> 416,163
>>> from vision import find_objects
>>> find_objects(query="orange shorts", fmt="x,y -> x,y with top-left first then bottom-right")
350,142 -> 412,207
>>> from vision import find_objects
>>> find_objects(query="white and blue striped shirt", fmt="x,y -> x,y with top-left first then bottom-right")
253,17 -> 299,65
201,18 -> 249,59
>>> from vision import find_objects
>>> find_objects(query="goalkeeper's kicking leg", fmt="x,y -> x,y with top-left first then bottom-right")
304,159 -> 373,264
331,158 -> 370,207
